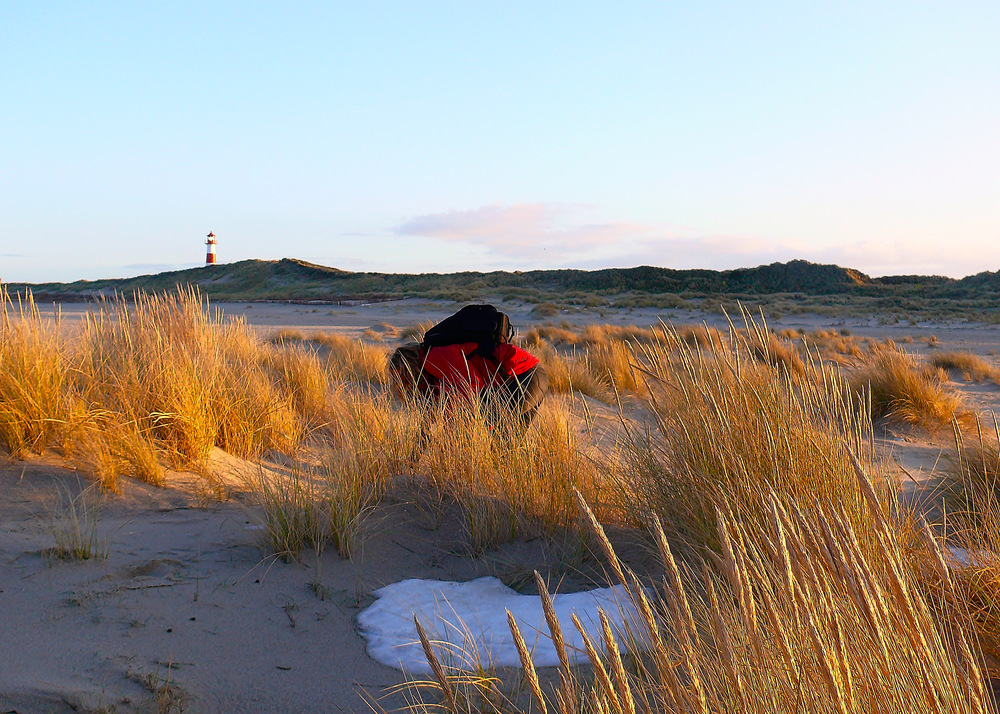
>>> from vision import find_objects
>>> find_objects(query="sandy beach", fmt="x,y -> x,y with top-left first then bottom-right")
4,300 -> 1000,712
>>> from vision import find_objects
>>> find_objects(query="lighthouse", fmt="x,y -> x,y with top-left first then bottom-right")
205,232 -> 217,265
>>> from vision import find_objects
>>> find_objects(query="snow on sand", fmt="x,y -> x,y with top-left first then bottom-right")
358,576 -> 641,673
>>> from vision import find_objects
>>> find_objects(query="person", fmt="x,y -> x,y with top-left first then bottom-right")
389,306 -> 549,457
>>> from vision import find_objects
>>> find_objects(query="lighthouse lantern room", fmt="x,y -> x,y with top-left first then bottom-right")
205,232 -> 217,265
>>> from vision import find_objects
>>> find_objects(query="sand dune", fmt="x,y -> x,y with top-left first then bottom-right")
4,301 -> 1000,711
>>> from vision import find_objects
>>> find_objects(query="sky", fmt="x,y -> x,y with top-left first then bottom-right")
2,2 -> 998,282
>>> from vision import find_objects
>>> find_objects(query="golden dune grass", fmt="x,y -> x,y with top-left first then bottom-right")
931,418 -> 1000,675
311,331 -> 390,384
532,342 -> 614,403
3,292 -> 997,713
626,317 -> 884,550
851,344 -> 964,431
0,291 -> 68,456
0,288 -> 400,489
398,320 -> 436,343
393,315 -> 992,713
73,289 -> 302,469
417,394 -> 613,554
403,484 -> 988,714
932,351 -> 1000,383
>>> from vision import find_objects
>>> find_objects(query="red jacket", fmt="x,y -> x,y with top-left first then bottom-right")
420,342 -> 539,397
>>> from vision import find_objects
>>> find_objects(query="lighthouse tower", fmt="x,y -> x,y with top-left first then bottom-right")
205,232 -> 217,265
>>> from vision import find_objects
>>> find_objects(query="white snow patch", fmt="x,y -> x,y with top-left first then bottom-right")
357,576 -> 642,673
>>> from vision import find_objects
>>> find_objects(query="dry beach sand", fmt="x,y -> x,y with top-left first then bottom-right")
4,299 -> 1000,712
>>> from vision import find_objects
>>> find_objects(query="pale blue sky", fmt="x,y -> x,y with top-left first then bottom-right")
2,2 -> 997,282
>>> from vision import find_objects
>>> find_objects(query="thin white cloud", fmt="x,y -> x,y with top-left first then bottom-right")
394,203 -> 997,278
395,203 -> 658,261
395,204 -> 828,271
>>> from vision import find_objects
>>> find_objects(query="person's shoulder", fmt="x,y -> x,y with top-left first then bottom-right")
497,343 -> 539,368
497,342 -> 532,357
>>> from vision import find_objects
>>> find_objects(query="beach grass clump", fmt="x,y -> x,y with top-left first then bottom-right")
62,410 -> 163,491
674,323 -> 727,351
312,332 -> 390,384
586,339 -> 646,396
73,289 -> 302,466
214,357 -> 302,459
417,396 -> 608,554
529,302 -> 561,318
367,321 -> 400,340
402,487 -> 989,714
851,344 -> 963,430
577,323 -> 657,345
398,320 -> 436,343
268,328 -> 306,344
623,317 -> 884,550
946,419 -> 1000,509
315,389 -> 403,556
931,351 -> 1000,383
531,342 -> 613,403
319,445 -> 387,559
268,344 -> 337,428
325,383 -> 420,476
249,384 -> 416,559
250,465 -> 330,561
742,319 -> 806,375
520,325 -> 580,347
797,328 -> 865,365
0,287 -> 325,486
44,481 -> 108,561
919,418 -> 1000,676
776,327 -> 804,339
251,437 -> 393,561
0,291 -> 68,456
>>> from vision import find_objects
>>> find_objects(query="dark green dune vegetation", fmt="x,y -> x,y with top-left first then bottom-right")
6,258 -> 1000,321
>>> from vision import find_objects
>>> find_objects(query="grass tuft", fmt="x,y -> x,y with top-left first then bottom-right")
851,344 -> 964,430
931,351 -> 1000,383
401,487 -> 989,713
44,481 -> 107,561
625,315 -> 885,550
0,290 -> 68,456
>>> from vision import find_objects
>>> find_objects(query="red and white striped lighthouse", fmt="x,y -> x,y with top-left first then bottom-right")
205,232 -> 217,265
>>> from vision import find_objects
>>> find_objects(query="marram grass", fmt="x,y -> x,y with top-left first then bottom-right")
395,484 -> 991,714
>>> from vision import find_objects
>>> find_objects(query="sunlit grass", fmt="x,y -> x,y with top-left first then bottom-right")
932,351 -> 1000,383
399,485 -> 989,714
624,315 -> 885,550
851,343 -> 964,431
